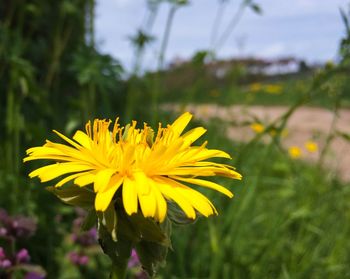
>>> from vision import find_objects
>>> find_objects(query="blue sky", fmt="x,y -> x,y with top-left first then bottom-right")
95,0 -> 348,71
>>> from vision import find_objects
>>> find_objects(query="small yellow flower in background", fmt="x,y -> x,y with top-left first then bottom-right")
249,82 -> 262,92
209,89 -> 220,97
305,140 -> 318,153
281,129 -> 289,138
269,128 -> 288,138
264,84 -> 282,94
24,112 -> 242,222
288,146 -> 302,159
250,123 -> 264,133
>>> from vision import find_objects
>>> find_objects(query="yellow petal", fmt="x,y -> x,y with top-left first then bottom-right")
138,187 -> 156,218
53,130 -> 82,150
189,148 -> 232,161
132,171 -> 156,218
24,147 -> 64,161
29,163 -> 93,182
95,178 -> 123,211
100,174 -> 123,193
73,130 -> 92,149
149,179 -> 167,222
182,127 -> 206,145
172,177 -> 234,198
55,173 -> 85,187
171,112 -> 192,135
133,171 -> 150,195
74,173 -> 95,187
155,177 -> 196,219
122,177 -> 138,215
94,169 -> 116,192
160,167 -> 216,176
163,178 -> 216,217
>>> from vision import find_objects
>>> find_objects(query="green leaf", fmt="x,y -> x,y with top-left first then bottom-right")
46,185 -> 95,208
249,3 -> 262,15
337,130 -> 350,141
136,240 -> 169,277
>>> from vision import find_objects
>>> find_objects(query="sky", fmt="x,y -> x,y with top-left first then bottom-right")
95,0 -> 349,71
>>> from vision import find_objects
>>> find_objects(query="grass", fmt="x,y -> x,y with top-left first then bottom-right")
157,70 -> 350,109
156,120 -> 350,278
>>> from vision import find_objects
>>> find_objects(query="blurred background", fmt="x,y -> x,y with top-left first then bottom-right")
1,0 -> 350,278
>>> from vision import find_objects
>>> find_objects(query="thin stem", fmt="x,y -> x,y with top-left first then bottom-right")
214,1 -> 246,52
158,4 -> 177,70
210,0 -> 229,50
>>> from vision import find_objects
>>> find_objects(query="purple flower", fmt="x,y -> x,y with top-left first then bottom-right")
0,209 -> 36,239
24,272 -> 46,279
0,247 -> 5,260
78,255 -> 89,266
16,248 -> 30,263
0,228 -> 7,237
128,249 -> 140,268
73,228 -> 97,247
0,259 -> 12,269
0,247 -> 11,269
68,251 -> 89,266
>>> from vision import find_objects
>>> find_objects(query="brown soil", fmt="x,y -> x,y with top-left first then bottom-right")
164,104 -> 350,181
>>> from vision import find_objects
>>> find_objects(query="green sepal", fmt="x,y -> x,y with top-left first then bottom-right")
46,185 -> 95,208
167,201 -> 197,225
97,202 -> 118,241
136,240 -> 169,278
115,201 -> 171,246
128,212 -> 171,246
115,209 -> 141,242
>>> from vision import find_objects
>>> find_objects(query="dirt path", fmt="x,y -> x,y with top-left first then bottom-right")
165,104 -> 350,181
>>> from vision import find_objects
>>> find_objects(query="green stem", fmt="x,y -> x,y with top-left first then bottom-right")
158,4 -> 177,70
110,261 -> 128,279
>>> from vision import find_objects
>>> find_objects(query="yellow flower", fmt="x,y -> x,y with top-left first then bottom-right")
305,141 -> 318,153
250,123 -> 264,133
264,84 -> 282,94
249,83 -> 262,92
288,146 -> 302,159
24,113 -> 241,222
209,89 -> 220,97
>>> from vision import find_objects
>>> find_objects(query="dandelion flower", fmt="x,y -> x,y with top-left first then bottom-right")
249,83 -> 262,92
250,123 -> 264,133
288,146 -> 302,159
305,140 -> 318,153
24,113 -> 242,222
264,84 -> 282,94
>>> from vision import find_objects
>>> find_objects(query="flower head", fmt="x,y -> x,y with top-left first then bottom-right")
288,146 -> 302,159
250,123 -> 264,134
24,113 -> 241,222
0,209 -> 36,239
68,251 -> 89,266
16,248 -> 30,263
249,82 -> 262,92
264,84 -> 282,94
305,140 -> 318,153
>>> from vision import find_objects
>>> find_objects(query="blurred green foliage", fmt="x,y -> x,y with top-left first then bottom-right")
1,1 -> 350,278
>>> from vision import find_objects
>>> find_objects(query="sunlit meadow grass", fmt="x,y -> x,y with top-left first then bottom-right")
157,119 -> 350,279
